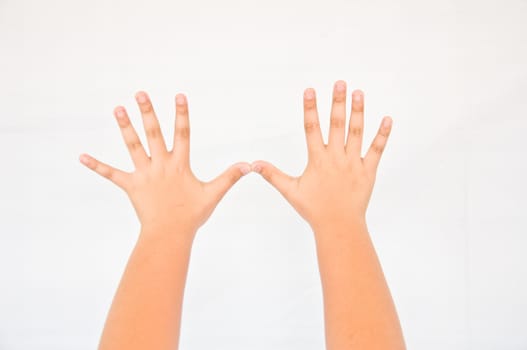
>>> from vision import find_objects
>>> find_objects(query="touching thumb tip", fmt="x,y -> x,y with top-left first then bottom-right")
250,162 -> 263,174
239,164 -> 251,176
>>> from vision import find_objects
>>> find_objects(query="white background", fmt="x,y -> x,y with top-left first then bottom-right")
1,0 -> 526,349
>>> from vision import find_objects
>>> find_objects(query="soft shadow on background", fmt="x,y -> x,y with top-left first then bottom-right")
0,0 -> 526,349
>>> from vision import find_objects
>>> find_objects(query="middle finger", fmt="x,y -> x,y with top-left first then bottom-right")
135,91 -> 168,160
328,80 -> 347,152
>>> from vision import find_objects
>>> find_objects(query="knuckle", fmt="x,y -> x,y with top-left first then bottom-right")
84,157 -> 96,170
116,116 -> 130,128
146,127 -> 161,139
229,171 -> 240,184
175,126 -> 190,139
372,142 -> 385,154
352,100 -> 364,111
173,162 -> 187,173
140,101 -> 153,114
260,167 -> 273,181
97,164 -> 113,179
349,126 -> 362,136
333,94 -> 346,103
304,99 -> 316,110
309,156 -> 323,169
330,117 -> 345,129
379,128 -> 390,138
304,121 -> 320,133
176,104 -> 188,114
126,140 -> 142,151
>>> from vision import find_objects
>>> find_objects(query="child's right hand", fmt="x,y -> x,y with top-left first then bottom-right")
251,80 -> 392,234
79,91 -> 251,238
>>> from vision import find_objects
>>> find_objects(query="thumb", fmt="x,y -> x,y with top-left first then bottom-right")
251,160 -> 296,199
207,161 -> 251,202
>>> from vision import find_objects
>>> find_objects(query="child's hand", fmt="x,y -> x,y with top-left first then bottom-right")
251,80 -> 392,233
80,91 -> 251,237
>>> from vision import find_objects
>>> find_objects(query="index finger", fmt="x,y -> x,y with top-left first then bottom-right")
364,116 -> 393,172
114,106 -> 149,169
303,88 -> 324,159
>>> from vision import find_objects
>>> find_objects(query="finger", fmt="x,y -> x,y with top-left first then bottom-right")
135,91 -> 167,159
303,88 -> 324,158
364,116 -> 393,172
251,160 -> 297,199
328,80 -> 347,151
206,162 -> 251,203
114,106 -> 150,169
172,93 -> 190,166
345,89 -> 364,159
79,153 -> 129,190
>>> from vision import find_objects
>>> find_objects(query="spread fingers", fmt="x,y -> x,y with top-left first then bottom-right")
114,106 -> 149,169
135,91 -> 168,160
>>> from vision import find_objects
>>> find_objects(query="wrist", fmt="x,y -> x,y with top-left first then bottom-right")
311,215 -> 367,235
311,216 -> 368,245
139,222 -> 197,246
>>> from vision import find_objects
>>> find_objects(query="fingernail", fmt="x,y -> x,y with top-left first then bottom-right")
304,89 -> 314,100
176,94 -> 186,105
115,107 -> 125,119
353,92 -> 362,102
79,154 -> 90,166
136,92 -> 148,103
335,81 -> 346,92
240,164 -> 251,175
383,117 -> 392,127
252,164 -> 262,173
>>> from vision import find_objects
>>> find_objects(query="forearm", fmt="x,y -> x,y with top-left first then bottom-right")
313,219 -> 405,350
81,90 -> 249,349
98,225 -> 195,350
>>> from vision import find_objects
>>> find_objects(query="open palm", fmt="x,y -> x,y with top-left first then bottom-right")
251,80 -> 393,232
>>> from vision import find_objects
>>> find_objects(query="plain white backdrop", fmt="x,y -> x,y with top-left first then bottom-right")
1,0 -> 526,349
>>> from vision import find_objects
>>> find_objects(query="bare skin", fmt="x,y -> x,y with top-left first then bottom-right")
79,91 -> 250,350
252,80 -> 406,349
80,82 -> 405,349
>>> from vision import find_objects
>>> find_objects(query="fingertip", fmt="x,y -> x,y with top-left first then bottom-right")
383,116 -> 393,128
334,79 -> 347,92
175,93 -> 187,105
250,160 -> 266,174
235,162 -> 251,176
135,91 -> 148,103
304,88 -> 315,100
79,153 -> 91,166
114,106 -> 126,117
352,89 -> 364,101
